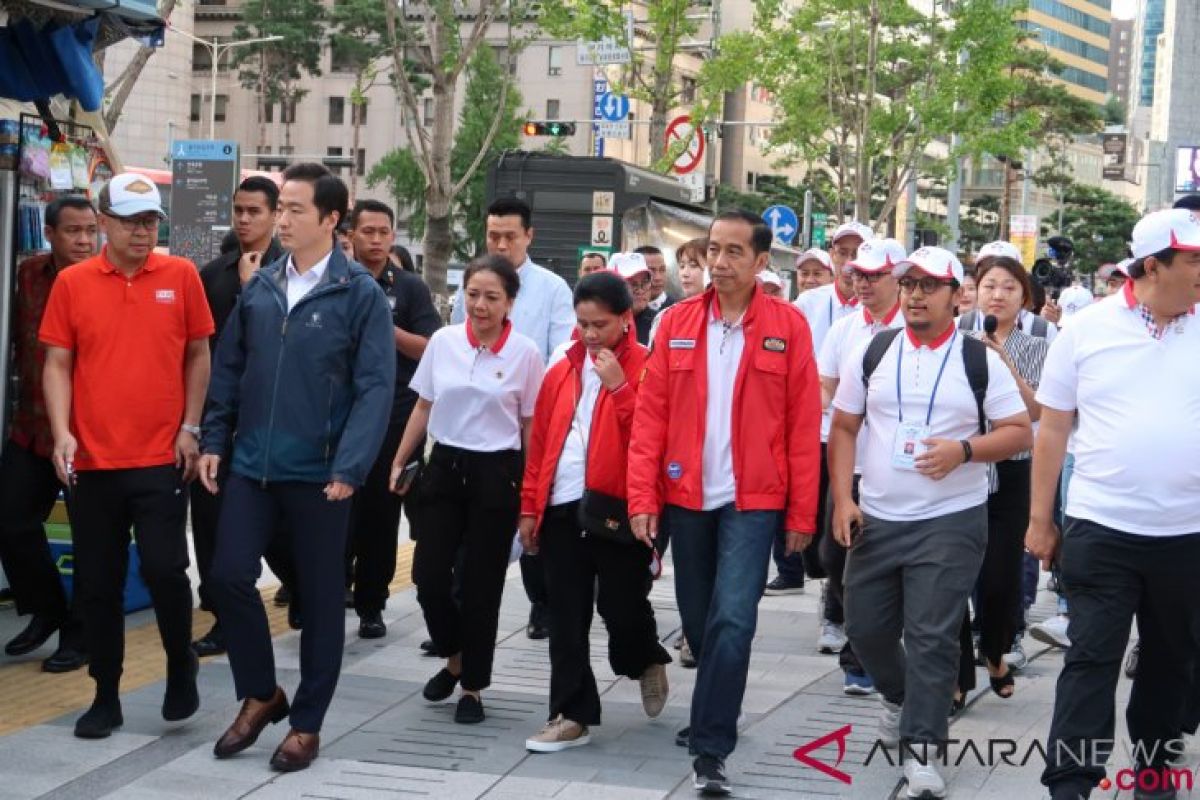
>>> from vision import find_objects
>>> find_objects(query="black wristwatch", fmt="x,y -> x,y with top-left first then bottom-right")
960,439 -> 974,464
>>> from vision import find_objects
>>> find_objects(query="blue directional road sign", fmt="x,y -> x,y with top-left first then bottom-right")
599,92 -> 631,122
764,204 -> 799,245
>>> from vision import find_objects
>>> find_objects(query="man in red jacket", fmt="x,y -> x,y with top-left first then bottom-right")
628,209 -> 822,796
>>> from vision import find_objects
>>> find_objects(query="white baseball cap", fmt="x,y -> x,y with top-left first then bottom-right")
978,240 -> 1023,264
893,246 -> 965,283
758,270 -> 783,289
849,238 -> 907,273
795,248 -> 833,271
99,172 -> 166,218
1130,208 -> 1200,259
609,252 -> 650,281
1059,285 -> 1094,317
1115,257 -> 1134,277
1097,260 -> 1133,281
831,221 -> 874,244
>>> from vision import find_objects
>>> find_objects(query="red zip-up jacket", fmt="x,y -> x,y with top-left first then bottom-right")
520,324 -> 648,537
627,285 -> 821,533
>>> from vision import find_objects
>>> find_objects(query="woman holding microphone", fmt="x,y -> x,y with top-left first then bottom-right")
518,271 -> 672,753
391,254 -> 545,725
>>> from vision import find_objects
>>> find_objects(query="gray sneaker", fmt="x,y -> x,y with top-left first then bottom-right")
879,698 -> 902,746
525,715 -> 590,753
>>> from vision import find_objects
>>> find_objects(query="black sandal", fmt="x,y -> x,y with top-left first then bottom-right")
949,693 -> 966,717
988,667 -> 1015,699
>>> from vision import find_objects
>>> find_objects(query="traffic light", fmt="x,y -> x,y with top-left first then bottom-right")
522,121 -> 577,137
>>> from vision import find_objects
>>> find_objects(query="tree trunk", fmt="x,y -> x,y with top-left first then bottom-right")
999,160 -> 1014,239
350,76 -> 363,201
422,74 -> 457,297
423,206 -> 453,299
257,52 -> 268,154
854,0 -> 881,224
102,0 -> 179,134
648,53 -> 674,164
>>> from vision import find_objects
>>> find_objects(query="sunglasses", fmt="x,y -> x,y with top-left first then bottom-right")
898,275 -> 955,294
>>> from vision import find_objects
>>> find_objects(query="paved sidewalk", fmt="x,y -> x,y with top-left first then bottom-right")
0,557 -> 1178,800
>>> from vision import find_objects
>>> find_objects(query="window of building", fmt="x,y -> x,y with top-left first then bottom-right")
189,94 -> 201,122
423,97 -> 434,126
214,94 -> 228,123
351,100 -> 368,125
261,100 -> 274,123
330,41 -> 359,73
682,77 -> 697,104
356,148 -> 366,177
329,97 -> 345,125
281,98 -> 296,124
327,146 -> 344,174
548,45 -> 563,76
192,43 -> 212,73
546,99 -> 560,120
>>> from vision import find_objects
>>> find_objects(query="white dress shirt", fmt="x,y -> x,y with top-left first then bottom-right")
451,257 -> 575,363
285,251 -> 331,311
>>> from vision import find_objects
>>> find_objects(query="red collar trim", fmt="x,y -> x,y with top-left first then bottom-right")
864,301 -> 901,327
1124,278 -> 1197,316
905,322 -> 956,350
466,318 -> 513,354
834,283 -> 858,307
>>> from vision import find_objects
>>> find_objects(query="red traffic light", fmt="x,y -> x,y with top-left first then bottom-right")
522,121 -> 577,137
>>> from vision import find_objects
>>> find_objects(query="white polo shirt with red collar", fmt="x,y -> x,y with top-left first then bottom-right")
833,324 -> 1024,522
1036,282 -> 1200,536
409,320 -> 545,452
795,282 -> 859,357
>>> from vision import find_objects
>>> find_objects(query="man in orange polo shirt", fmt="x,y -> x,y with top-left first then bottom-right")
40,173 -> 215,739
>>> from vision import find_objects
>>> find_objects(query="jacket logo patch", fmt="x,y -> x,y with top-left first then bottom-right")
763,337 -> 786,352
154,289 -> 176,304
305,311 -> 323,329
667,462 -> 683,480
668,339 -> 696,349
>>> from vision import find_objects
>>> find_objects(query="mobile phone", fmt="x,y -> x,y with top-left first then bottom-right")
1051,289 -> 1061,302
393,460 -> 420,493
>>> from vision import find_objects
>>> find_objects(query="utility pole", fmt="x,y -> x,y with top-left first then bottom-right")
705,0 -> 722,213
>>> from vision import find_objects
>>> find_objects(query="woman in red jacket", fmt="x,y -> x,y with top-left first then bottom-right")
518,271 -> 673,754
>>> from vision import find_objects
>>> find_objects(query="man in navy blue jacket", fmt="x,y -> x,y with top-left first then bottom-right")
198,163 -> 394,773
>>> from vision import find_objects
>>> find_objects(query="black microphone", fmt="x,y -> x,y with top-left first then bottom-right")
984,314 -> 998,337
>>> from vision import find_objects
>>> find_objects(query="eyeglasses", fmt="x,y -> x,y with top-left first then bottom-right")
851,270 -> 887,284
898,275 -> 954,294
104,213 -> 160,231
628,278 -> 651,292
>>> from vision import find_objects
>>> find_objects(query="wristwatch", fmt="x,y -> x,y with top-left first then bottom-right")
181,423 -> 202,437
960,439 -> 974,464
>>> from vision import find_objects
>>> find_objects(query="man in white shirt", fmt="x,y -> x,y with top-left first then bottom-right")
450,197 -> 574,640
815,239 -> 906,688
1027,208 -> 1200,800
830,246 -> 1031,799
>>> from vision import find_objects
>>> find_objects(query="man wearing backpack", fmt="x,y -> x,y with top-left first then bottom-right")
828,247 -> 1032,799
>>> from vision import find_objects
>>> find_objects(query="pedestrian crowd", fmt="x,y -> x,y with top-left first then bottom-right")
2,162 -> 1200,800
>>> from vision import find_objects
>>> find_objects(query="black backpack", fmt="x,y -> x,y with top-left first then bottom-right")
861,328 -> 989,435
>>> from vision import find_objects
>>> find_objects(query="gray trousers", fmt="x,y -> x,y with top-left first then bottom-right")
844,504 -> 987,745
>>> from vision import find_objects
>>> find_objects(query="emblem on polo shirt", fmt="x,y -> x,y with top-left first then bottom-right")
306,311 -> 323,329
763,337 -> 786,352
154,289 -> 176,304
667,462 -> 683,480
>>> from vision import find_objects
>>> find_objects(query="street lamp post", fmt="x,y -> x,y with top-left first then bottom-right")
168,26 -> 284,139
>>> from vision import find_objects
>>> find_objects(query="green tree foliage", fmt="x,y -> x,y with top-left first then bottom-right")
329,0 -> 392,198
705,0 -> 1025,230
369,46 -> 524,261
232,0 -> 325,149
1054,184 -> 1140,272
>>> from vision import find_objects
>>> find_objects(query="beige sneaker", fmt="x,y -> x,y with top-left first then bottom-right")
525,715 -> 590,753
640,663 -> 669,718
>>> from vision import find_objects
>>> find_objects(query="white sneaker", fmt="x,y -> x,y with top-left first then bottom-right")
817,622 -> 847,654
525,715 -> 590,753
904,757 -> 947,798
1030,615 -> 1071,649
879,698 -> 901,746
1003,638 -> 1028,670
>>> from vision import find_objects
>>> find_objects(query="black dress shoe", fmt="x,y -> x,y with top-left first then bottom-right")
74,697 -> 123,739
358,612 -> 386,639
454,694 -> 485,724
192,623 -> 227,657
288,601 -> 302,631
5,615 -> 60,656
419,639 -> 438,656
42,645 -> 88,673
163,650 -> 200,721
526,603 -> 550,640
344,587 -> 354,609
423,668 -> 460,701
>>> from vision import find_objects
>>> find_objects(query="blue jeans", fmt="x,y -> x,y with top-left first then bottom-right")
667,503 -> 779,760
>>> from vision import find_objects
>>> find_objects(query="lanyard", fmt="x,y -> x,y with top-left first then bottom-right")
828,296 -> 834,328
896,329 -> 957,425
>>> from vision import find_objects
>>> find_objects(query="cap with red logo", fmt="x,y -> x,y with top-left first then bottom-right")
893,246 -> 965,283
849,238 -> 907,274
795,248 -> 833,271
609,252 -> 650,281
99,173 -> 166,218
978,240 -> 1023,264
1130,208 -> 1200,259
831,221 -> 875,245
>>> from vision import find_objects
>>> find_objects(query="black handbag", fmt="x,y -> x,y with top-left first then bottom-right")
577,489 -> 636,544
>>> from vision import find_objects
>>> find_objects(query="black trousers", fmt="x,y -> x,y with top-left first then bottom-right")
190,465 -> 296,618
801,443 -> 830,580
819,475 -> 865,675
540,502 -> 672,725
347,422 -> 421,615
71,465 -> 192,691
412,444 -> 521,692
0,440 -> 74,624
1042,518 -> 1200,795
209,475 -> 352,733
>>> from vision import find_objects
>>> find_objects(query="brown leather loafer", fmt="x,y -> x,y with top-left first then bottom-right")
213,687 -> 290,758
269,728 -> 319,772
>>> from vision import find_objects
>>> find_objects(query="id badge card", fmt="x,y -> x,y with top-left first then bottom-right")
891,423 -> 930,470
